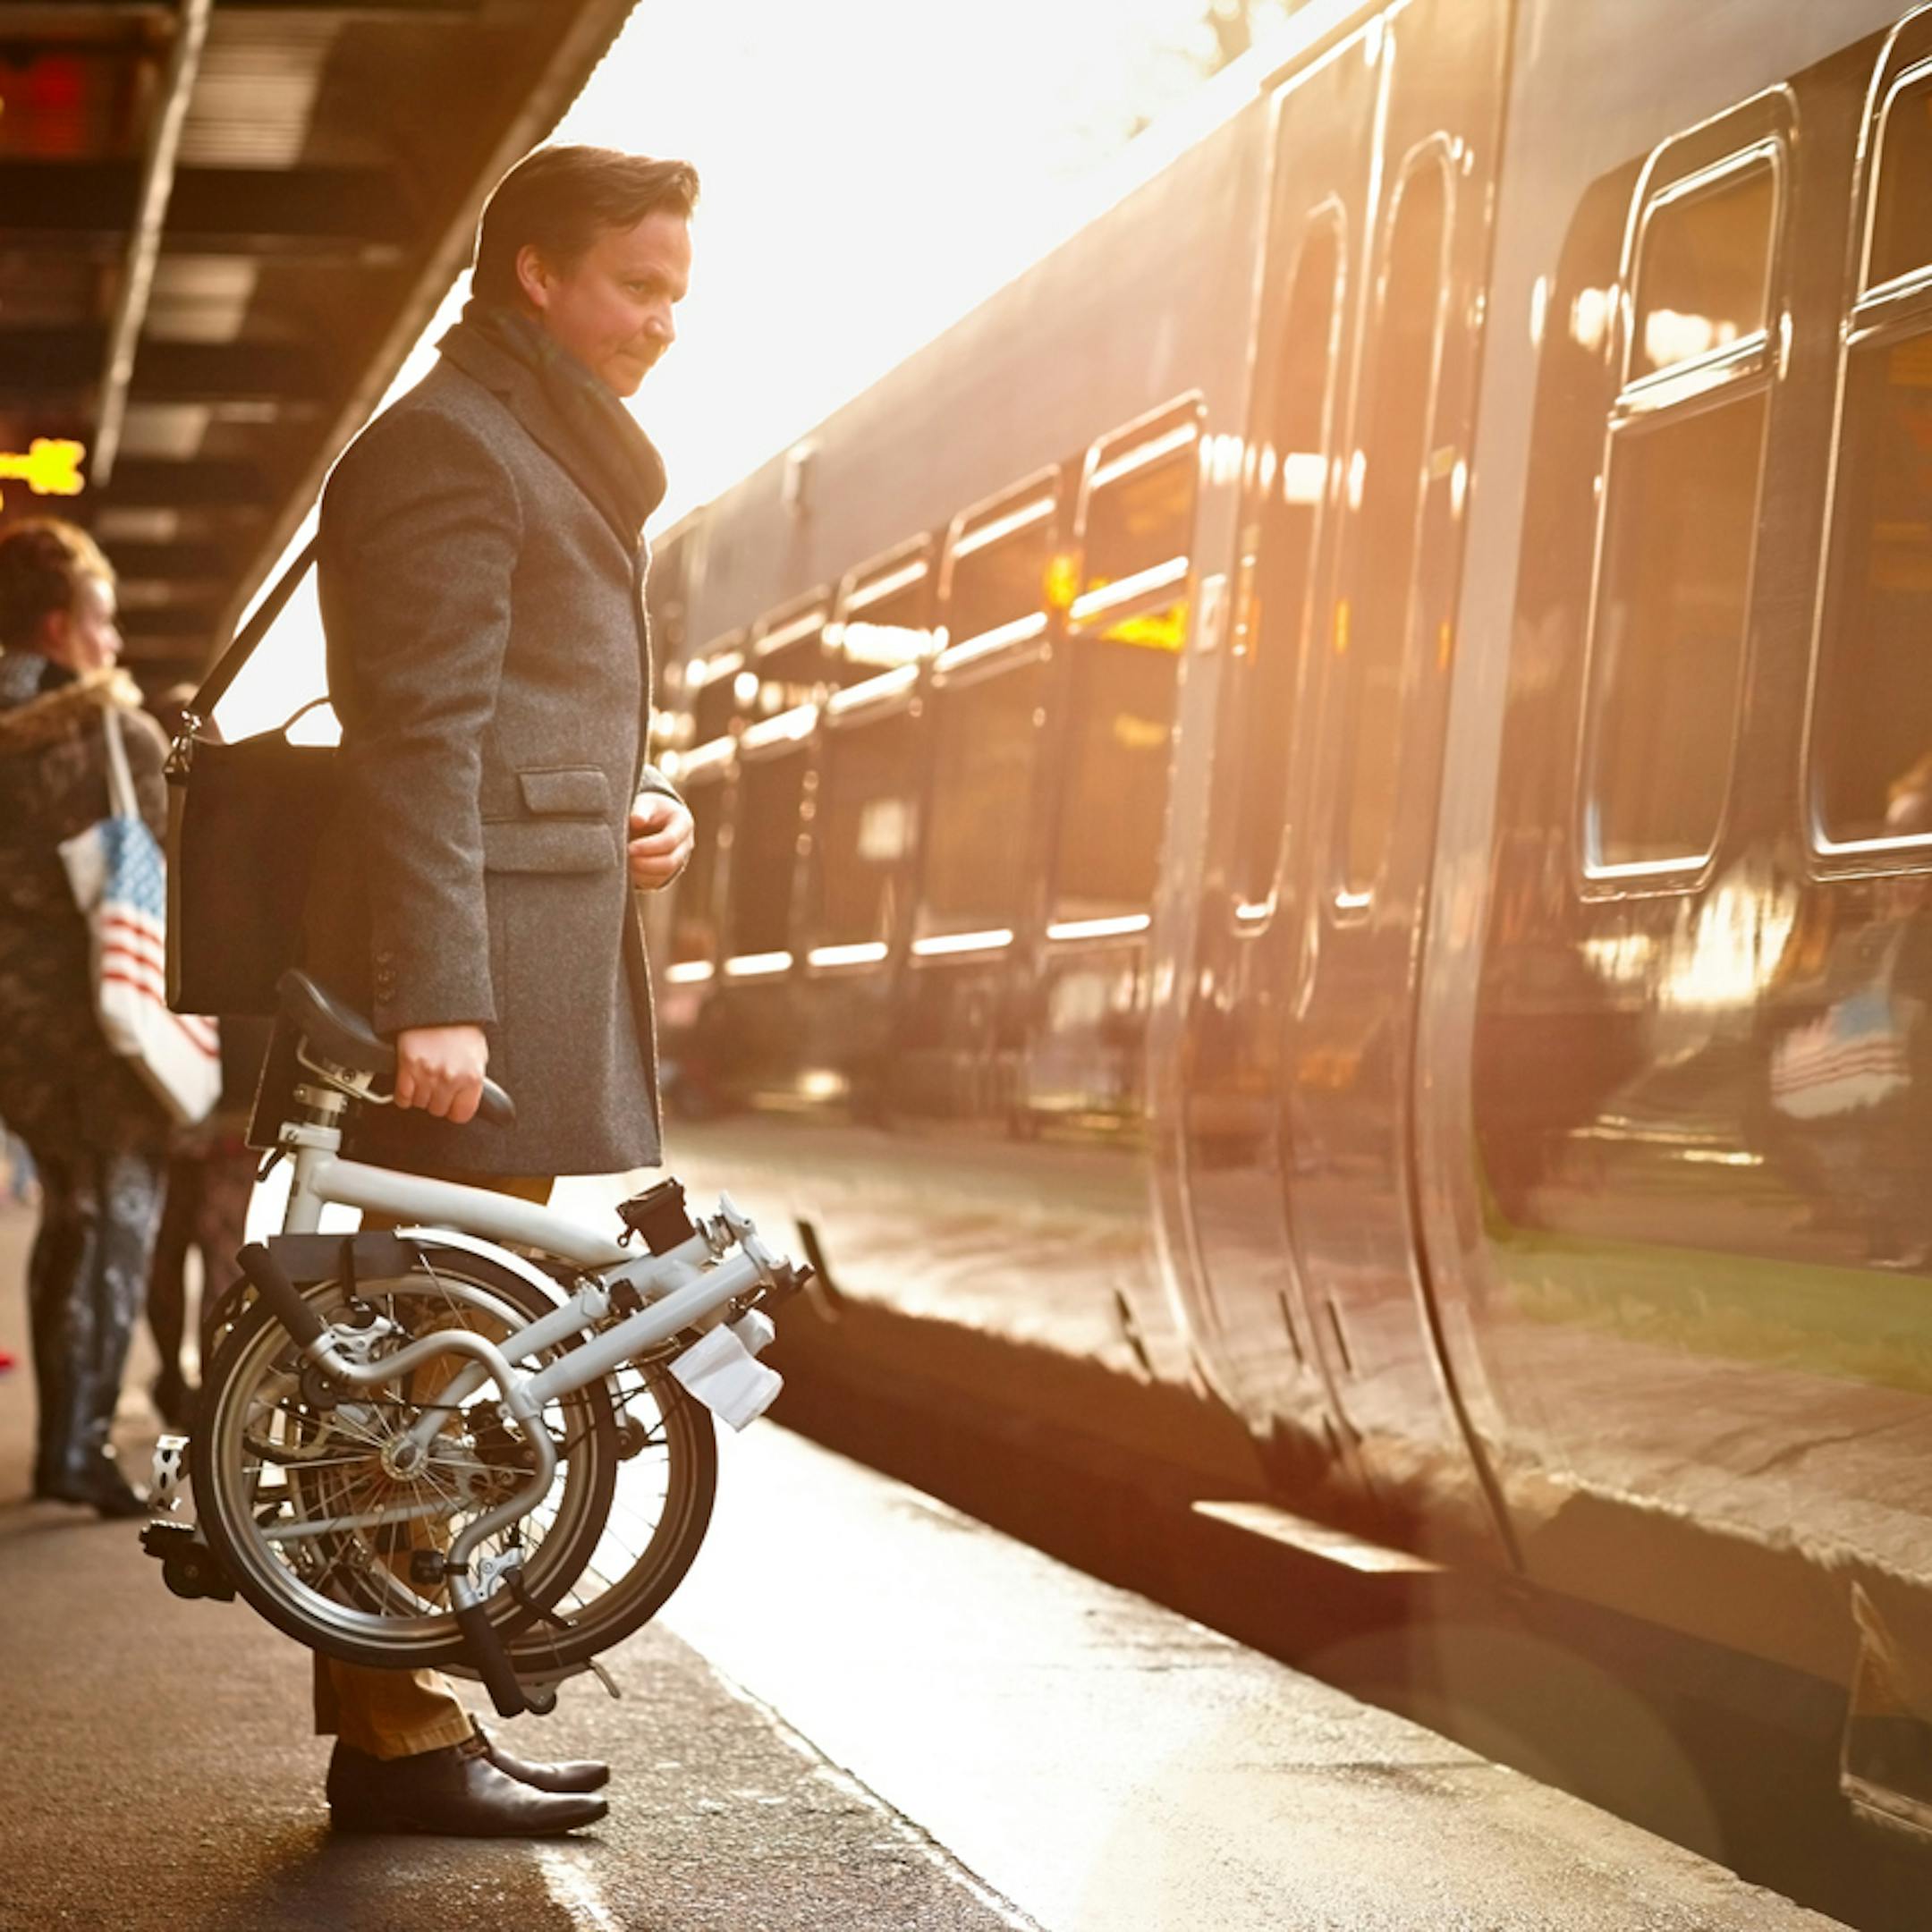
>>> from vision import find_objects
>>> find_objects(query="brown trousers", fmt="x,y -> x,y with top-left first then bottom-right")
313,1171 -> 553,1759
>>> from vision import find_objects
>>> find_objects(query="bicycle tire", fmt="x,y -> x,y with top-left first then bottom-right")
191,1249 -> 619,1673
500,1360 -> 716,1679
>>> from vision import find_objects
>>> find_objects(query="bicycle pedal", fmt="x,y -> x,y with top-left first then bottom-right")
140,1520 -> 236,1603
149,1433 -> 191,1513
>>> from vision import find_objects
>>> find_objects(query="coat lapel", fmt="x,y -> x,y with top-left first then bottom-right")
438,326 -> 637,559
440,324 -> 659,783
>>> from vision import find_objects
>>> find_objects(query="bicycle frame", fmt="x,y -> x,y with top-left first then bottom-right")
260,1103 -> 788,1596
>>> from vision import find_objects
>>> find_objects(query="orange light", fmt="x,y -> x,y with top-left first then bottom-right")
0,437 -> 86,513
1043,551 -> 1080,613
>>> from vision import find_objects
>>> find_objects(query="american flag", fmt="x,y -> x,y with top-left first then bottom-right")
97,816 -> 218,1059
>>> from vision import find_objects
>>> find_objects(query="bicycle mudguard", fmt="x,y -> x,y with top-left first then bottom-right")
259,1230 -> 424,1286
237,1242 -> 327,1352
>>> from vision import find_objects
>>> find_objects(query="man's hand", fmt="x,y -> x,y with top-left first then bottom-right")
628,792 -> 695,891
394,1023 -> 489,1123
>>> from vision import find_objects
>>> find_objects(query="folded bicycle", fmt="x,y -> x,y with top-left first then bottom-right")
144,970 -> 813,1719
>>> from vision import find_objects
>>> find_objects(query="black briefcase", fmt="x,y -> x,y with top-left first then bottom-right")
165,540 -> 339,1016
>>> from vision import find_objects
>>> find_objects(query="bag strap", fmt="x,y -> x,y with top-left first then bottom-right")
189,536 -> 321,720
98,705 -> 140,821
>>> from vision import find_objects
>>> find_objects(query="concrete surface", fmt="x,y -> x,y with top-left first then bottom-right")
0,1198 -> 1853,1930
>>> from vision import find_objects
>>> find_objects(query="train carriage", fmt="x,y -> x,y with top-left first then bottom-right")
646,0 -> 1932,1842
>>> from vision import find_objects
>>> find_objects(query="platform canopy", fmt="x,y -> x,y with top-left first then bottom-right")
0,0 -> 639,686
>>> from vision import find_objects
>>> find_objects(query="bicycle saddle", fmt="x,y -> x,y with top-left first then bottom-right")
277,968 -> 516,1128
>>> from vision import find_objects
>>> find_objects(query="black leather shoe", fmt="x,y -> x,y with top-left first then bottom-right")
38,1457 -> 148,1519
478,1724 -> 610,1794
326,1734 -> 606,1837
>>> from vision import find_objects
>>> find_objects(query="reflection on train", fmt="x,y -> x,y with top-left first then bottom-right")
644,0 -> 1932,1840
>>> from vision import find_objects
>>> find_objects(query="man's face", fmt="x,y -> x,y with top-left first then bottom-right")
521,208 -> 691,400
40,573 -> 121,674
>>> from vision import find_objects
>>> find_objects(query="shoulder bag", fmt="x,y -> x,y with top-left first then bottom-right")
165,538 -> 339,1016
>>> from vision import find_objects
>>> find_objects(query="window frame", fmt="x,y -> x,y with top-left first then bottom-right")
938,464 -> 1063,668
1572,95 -> 1791,895
685,630 -> 749,743
749,584 -> 832,708
1327,141 -> 1456,918
1804,34 -> 1932,873
804,674 -> 922,974
718,701 -> 817,979
909,608 -> 1053,960
1229,202 -> 1348,933
832,534 -> 936,683
1038,394 -> 1204,942
659,733 -> 735,985
1067,394 -> 1204,640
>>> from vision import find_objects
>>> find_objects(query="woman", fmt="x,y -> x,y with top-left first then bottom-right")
0,519 -> 172,1516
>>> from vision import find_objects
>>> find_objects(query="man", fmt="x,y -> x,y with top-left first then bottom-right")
301,145 -> 699,1836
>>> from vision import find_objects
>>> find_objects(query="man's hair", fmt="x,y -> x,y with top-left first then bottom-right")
472,145 -> 699,307
0,518 -> 114,650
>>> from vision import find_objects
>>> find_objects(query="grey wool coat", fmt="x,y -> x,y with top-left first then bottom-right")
301,326 -> 681,1177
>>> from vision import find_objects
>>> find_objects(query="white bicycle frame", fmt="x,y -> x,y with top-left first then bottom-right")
264,1099 -> 791,1613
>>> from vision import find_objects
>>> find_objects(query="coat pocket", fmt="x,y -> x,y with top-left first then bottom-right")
481,818 -> 617,874
518,767 -> 611,818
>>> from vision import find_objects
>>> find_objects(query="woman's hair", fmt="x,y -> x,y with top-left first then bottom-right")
0,519 -> 114,650
471,145 -> 699,307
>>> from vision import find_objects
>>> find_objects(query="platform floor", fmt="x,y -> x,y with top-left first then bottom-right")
0,1201 -> 1850,1931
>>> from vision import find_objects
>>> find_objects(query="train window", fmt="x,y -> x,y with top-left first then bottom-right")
1336,162 -> 1448,902
1811,66 -> 1932,852
670,763 -> 728,965
813,707 -> 919,950
1586,395 -> 1767,866
689,639 -> 749,742
1059,409 -> 1199,922
1631,166 -> 1774,378
1079,429 -> 1195,612
750,593 -> 830,714
1584,149 -> 1777,874
944,475 -> 1058,652
1814,343 -> 1932,844
725,741 -> 808,962
1054,643 -> 1181,919
920,658 -> 1049,934
1233,216 -> 1341,911
835,547 -> 934,684
1868,70 -> 1932,293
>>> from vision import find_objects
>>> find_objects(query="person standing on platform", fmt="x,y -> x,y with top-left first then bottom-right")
0,521 -> 172,1516
297,144 -> 697,1838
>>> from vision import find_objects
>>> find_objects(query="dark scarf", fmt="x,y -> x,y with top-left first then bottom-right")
437,299 -> 666,547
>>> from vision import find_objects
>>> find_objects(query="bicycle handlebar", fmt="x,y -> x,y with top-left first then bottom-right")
473,1077 -> 515,1129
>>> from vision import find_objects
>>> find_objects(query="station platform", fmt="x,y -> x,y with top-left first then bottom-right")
0,1201 -> 1852,1932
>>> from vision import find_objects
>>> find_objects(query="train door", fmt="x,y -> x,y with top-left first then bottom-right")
1177,30 -> 1374,1445
1274,0 -> 1512,1539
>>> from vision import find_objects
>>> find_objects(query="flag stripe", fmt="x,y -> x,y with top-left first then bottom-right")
100,913 -> 166,974
98,947 -> 217,1047
97,971 -> 220,1059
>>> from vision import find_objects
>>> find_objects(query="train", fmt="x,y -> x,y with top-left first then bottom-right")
632,0 -> 1932,1844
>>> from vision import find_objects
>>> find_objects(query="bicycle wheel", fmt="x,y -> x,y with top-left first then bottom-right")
191,1248 -> 618,1673
499,1356 -> 716,1680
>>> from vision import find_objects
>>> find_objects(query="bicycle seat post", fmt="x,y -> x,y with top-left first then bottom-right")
278,1065 -> 354,1237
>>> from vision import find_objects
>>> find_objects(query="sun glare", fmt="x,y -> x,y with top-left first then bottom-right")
216,0 -> 1283,740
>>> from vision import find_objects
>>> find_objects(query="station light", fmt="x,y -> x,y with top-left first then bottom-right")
0,437 -> 86,513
